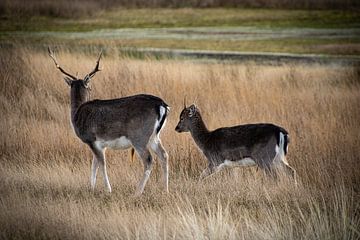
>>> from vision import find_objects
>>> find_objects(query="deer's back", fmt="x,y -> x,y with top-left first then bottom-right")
72,94 -> 168,143
210,123 -> 287,146
206,123 -> 288,164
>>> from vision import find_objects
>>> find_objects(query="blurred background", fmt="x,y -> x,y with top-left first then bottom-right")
1,0 -> 359,58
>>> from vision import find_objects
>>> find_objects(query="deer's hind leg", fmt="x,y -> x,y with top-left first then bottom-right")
199,166 -> 214,181
150,137 -> 169,192
134,147 -> 153,196
90,155 -> 99,190
280,158 -> 297,185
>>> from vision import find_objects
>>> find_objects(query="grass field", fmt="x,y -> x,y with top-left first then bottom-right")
1,8 -> 360,56
2,8 -> 360,31
0,47 -> 359,239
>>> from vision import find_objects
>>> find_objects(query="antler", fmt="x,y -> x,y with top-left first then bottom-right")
84,50 -> 102,83
48,47 -> 77,80
193,95 -> 198,106
183,95 -> 187,109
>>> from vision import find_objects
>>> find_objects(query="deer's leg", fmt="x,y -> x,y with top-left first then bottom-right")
285,164 -> 297,185
198,166 -> 215,181
255,151 -> 279,181
135,148 -> 153,196
90,156 -> 99,190
281,160 -> 297,185
264,165 -> 278,180
90,144 -> 112,193
150,138 -> 169,192
99,158 -> 112,193
199,161 -> 234,181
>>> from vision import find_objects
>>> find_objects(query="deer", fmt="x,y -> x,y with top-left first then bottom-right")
175,103 -> 296,184
48,47 -> 169,195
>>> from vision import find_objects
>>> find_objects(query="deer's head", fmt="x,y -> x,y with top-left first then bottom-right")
48,47 -> 102,101
175,103 -> 199,133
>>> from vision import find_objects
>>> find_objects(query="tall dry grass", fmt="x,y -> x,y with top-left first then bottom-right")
0,47 -> 359,239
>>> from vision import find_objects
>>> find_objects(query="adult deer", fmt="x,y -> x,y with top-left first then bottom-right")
49,48 -> 169,195
175,104 -> 296,183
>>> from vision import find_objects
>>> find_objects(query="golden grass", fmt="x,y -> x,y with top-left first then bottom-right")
0,47 -> 359,239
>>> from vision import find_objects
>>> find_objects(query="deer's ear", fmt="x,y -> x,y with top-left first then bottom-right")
64,77 -> 73,86
188,104 -> 196,117
83,78 -> 89,87
83,75 -> 91,87
83,79 -> 92,89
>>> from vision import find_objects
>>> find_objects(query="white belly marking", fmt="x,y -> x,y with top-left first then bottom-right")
224,158 -> 257,167
216,158 -> 257,172
95,136 -> 132,150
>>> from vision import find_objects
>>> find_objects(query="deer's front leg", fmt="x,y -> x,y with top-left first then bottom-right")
198,167 -> 214,181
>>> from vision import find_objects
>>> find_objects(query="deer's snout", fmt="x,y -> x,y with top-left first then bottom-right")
175,124 -> 182,132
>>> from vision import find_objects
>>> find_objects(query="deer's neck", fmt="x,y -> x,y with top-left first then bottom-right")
70,87 -> 89,121
190,114 -> 210,150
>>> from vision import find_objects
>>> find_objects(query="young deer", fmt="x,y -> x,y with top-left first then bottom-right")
175,104 -> 296,183
49,48 -> 169,195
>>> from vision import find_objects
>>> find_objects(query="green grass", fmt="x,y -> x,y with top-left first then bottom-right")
3,34 -> 360,56
1,8 -> 359,56
105,37 -> 360,55
1,8 -> 360,32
